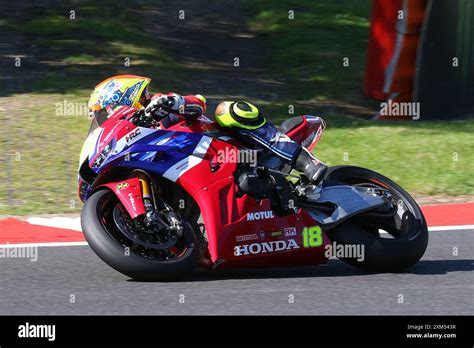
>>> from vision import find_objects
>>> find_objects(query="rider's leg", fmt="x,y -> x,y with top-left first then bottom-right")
234,123 -> 327,184
294,147 -> 328,185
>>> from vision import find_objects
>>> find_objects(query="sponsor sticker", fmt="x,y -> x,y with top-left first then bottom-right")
236,234 -> 259,242
246,210 -> 274,221
284,227 -> 297,237
234,239 -> 300,256
125,128 -> 141,143
128,193 -> 137,211
116,182 -> 129,190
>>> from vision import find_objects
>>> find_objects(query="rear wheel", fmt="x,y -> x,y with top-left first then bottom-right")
81,189 -> 199,281
323,166 -> 428,272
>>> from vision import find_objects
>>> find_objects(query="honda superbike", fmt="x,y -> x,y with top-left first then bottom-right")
78,107 -> 428,280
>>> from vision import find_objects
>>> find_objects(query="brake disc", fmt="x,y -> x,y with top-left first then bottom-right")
113,205 -> 179,250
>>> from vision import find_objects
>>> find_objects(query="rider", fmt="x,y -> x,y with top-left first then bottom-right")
211,101 -> 327,184
88,75 -> 327,184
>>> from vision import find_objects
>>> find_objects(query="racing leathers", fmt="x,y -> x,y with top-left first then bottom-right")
231,123 -> 327,184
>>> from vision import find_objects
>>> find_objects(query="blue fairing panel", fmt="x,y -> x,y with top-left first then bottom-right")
96,130 -> 210,177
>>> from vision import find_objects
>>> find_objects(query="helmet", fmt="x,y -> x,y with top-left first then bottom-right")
88,75 -> 151,118
214,101 -> 266,130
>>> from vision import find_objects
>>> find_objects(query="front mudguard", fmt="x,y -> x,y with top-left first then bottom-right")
96,178 -> 145,218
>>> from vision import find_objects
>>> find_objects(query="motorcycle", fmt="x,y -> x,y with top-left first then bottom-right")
78,106 -> 428,280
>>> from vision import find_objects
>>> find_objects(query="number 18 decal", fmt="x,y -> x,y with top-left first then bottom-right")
302,226 -> 323,248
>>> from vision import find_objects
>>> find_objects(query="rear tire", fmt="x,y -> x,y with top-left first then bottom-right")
81,189 -> 199,281
323,166 -> 428,272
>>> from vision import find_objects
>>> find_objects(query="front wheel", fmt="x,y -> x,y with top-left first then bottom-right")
81,189 -> 199,281
323,166 -> 428,272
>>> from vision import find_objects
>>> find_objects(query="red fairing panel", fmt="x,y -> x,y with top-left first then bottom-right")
217,206 -> 330,269
177,137 -> 329,267
286,116 -> 325,152
100,178 -> 145,218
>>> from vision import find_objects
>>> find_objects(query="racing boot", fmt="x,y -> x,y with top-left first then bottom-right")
294,147 -> 328,185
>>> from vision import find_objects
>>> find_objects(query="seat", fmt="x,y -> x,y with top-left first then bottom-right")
279,116 -> 304,134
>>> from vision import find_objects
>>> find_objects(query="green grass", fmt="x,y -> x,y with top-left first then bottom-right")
5,1 -> 178,91
316,119 -> 474,196
16,11 -> 152,44
247,0 -> 372,103
0,92 -> 91,215
62,54 -> 99,64
260,101 -> 474,197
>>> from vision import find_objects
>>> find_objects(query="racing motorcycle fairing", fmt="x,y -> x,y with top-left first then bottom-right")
301,183 -> 386,228
78,107 -> 377,269
284,115 -> 325,151
99,178 -> 146,218
78,107 -> 223,202
192,175 -> 331,266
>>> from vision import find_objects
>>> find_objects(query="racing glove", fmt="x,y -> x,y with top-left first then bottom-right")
145,95 -> 186,119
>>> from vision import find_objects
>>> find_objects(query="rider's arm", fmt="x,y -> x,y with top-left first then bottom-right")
149,93 -> 206,120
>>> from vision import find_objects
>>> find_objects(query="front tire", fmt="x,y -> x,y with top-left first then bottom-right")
323,166 -> 428,272
81,189 -> 199,281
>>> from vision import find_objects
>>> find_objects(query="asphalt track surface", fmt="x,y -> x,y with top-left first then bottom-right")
0,229 -> 472,315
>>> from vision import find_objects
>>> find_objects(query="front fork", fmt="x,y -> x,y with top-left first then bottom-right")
134,171 -> 158,226
134,171 -> 183,236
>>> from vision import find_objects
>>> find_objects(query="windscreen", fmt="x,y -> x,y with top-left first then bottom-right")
87,110 -> 109,135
